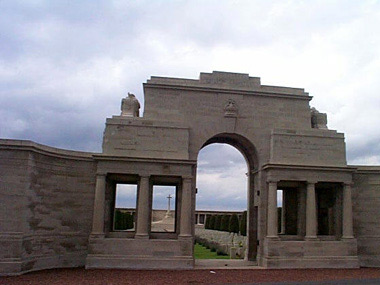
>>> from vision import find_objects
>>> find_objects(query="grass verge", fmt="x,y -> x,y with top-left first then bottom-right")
194,243 -> 230,259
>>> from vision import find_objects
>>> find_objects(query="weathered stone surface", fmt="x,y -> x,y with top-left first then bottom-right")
0,140 -> 96,275
352,167 -> 380,267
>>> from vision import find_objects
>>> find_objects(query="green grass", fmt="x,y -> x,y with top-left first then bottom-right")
194,243 -> 230,259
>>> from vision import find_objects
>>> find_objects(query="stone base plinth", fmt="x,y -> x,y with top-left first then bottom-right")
86,256 -> 193,269
86,237 -> 194,270
0,253 -> 86,276
260,237 -> 359,268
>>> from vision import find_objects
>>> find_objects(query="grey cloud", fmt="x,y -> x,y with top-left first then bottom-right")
196,144 -> 248,210
198,144 -> 248,173
347,139 -> 380,164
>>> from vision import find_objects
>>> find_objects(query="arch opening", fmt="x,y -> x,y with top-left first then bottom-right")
195,133 -> 259,261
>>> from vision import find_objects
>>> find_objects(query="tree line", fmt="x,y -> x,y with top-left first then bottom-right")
114,210 -> 134,230
204,211 -> 247,236
114,209 -> 248,235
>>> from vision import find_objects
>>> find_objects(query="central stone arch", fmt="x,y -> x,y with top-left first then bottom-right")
85,71 -> 359,270
199,132 -> 259,260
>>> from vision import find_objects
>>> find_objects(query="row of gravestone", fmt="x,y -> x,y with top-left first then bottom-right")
195,227 -> 247,259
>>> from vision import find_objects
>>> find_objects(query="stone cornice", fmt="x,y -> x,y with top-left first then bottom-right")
262,163 -> 357,172
0,139 -> 96,161
351,165 -> 380,174
93,154 -> 197,165
144,83 -> 312,101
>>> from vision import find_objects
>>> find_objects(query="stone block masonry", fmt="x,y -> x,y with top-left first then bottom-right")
0,140 -> 96,275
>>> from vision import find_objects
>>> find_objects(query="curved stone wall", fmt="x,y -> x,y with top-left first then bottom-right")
0,139 -> 96,275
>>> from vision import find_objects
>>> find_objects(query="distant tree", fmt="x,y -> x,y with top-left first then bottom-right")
126,213 -> 134,230
221,215 -> 230,232
229,214 -> 240,234
122,212 -> 127,229
214,215 -> 222,230
123,212 -> 128,229
240,211 -> 247,236
114,210 -> 133,230
205,216 -> 210,229
209,215 -> 215,230
114,210 -> 122,230
132,212 -> 136,228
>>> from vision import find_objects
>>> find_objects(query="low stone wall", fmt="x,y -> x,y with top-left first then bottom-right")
353,166 -> 380,267
195,227 -> 247,259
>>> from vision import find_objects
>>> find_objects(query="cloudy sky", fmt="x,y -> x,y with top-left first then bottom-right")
1,1 -> 380,210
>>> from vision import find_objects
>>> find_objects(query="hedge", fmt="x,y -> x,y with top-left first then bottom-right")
214,215 -> 222,230
239,211 -> 247,236
221,215 -> 230,231
114,210 -> 134,230
229,214 -> 240,233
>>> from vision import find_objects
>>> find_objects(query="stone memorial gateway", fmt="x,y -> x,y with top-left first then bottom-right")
1,71 -> 380,275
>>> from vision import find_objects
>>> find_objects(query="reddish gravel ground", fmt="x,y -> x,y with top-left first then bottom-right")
1,268 -> 380,284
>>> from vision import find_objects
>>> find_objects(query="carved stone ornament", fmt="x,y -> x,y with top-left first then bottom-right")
310,107 -> 328,129
121,92 -> 140,117
224,99 -> 238,117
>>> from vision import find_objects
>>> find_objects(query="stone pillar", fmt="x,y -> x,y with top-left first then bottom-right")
91,174 -> 106,235
179,177 -> 193,238
135,175 -> 150,239
297,187 -> 306,236
342,183 -> 354,239
280,190 -> 286,234
196,213 -> 200,225
267,180 -> 278,238
305,182 -> 317,239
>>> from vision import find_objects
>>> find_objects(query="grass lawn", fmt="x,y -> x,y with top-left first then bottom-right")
194,243 -> 230,259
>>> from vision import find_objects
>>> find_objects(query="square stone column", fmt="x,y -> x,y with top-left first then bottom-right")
135,175 -> 150,239
179,177 -> 193,238
297,187 -> 306,236
305,181 -> 317,239
342,183 -> 354,239
91,174 -> 106,236
267,180 -> 278,238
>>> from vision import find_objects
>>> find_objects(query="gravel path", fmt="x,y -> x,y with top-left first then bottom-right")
1,268 -> 380,284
